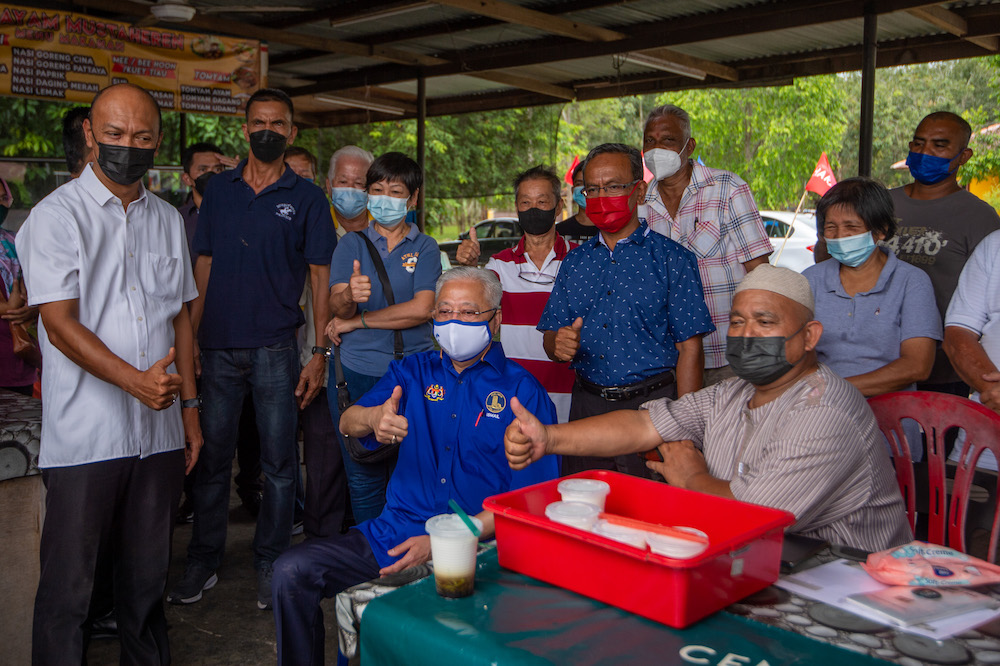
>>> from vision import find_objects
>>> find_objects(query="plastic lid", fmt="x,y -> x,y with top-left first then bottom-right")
647,529 -> 709,559
558,478 -> 611,496
545,501 -> 600,525
425,513 -> 483,538
593,520 -> 647,549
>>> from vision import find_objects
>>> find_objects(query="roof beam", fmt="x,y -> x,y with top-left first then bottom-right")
906,5 -> 998,51
270,1 -> 431,30
290,0 -> 952,96
472,71 -> 575,99
431,0 -> 624,41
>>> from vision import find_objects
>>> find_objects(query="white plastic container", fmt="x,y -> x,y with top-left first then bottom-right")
557,478 -> 611,510
544,501 -> 600,531
425,514 -> 484,597
646,527 -> 709,559
593,519 -> 647,549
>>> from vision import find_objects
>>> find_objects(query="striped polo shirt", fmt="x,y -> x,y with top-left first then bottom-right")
485,234 -> 577,423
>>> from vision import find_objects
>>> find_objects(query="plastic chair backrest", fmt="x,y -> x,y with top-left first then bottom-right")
867,391 -> 1000,559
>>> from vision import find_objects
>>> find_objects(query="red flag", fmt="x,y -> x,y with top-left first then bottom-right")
805,152 -> 837,196
564,155 -> 580,185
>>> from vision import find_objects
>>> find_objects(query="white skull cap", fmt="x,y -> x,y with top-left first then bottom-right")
734,264 -> 814,315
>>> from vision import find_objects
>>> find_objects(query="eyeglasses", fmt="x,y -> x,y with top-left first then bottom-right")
435,308 -> 498,321
583,180 -> 640,198
517,266 -> 557,285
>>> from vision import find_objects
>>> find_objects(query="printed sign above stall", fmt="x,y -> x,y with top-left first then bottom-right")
0,4 -> 263,115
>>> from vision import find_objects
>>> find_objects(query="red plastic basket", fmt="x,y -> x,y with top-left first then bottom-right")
483,470 -> 795,628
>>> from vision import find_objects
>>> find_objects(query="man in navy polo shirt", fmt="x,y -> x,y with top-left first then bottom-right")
271,267 -> 559,665
170,88 -> 336,611
538,143 -> 713,478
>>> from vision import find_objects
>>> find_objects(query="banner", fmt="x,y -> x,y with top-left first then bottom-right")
0,4 -> 262,115
805,152 -> 837,196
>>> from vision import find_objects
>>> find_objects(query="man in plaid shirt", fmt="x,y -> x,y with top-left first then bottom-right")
640,104 -> 773,386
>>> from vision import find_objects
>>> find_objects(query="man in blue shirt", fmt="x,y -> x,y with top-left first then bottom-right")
170,88 -> 336,611
538,143 -> 713,477
271,267 -> 559,665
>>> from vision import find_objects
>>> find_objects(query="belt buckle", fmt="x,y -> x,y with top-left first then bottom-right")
602,386 -> 626,401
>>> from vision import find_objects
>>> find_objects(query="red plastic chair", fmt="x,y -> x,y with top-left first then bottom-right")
867,391 -> 1000,560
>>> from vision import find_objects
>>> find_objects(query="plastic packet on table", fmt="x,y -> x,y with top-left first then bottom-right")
861,541 -> 1000,587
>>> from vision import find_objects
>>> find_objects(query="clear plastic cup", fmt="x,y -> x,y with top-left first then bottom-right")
593,519 -> 648,549
646,527 -> 709,559
545,501 -> 600,531
425,514 -> 483,598
557,478 -> 611,510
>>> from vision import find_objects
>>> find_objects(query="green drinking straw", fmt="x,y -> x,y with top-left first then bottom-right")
448,498 -> 481,537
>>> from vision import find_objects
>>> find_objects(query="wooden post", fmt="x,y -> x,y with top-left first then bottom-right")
416,75 -> 426,233
859,7 -> 877,177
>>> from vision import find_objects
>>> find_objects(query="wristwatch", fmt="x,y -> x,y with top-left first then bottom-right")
312,345 -> 332,359
181,397 -> 201,409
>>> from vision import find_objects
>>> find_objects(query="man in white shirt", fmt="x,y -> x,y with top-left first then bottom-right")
17,83 -> 201,664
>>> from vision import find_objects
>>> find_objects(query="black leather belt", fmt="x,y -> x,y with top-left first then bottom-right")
577,370 -> 675,402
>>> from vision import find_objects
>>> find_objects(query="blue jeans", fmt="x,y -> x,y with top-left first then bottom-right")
327,363 -> 395,524
190,339 -> 300,571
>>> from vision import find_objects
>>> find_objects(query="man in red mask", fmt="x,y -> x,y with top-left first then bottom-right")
537,143 -> 714,478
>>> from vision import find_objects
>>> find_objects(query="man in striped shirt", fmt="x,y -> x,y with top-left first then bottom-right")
455,165 -> 576,422
505,265 -> 911,551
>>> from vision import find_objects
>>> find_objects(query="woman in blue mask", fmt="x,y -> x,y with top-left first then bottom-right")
803,178 -> 941,458
325,152 -> 442,522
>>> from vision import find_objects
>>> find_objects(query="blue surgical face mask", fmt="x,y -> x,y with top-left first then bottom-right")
572,185 -> 586,209
332,187 -> 368,219
905,150 -> 960,186
826,231 -> 877,268
367,194 -> 408,228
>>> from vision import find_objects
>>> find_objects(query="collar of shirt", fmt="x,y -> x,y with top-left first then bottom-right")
821,247 -> 898,297
441,340 -> 507,377
511,233 -> 571,273
643,160 -> 717,219
596,219 -> 651,251
79,162 -> 149,211
227,158 -> 298,194
364,219 -> 419,253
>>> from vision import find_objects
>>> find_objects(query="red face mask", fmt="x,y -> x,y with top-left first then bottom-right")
585,182 -> 640,233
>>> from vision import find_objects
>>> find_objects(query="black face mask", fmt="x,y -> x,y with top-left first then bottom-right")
725,324 -> 806,386
95,141 -> 155,186
249,129 -> 287,163
193,171 -> 217,196
517,206 -> 557,236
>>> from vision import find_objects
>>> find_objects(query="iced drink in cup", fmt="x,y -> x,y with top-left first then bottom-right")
425,514 -> 483,598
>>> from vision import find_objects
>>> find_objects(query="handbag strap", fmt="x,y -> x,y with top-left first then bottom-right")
355,231 -> 405,361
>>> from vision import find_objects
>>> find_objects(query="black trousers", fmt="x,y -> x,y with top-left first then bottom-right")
33,449 -> 184,666
561,379 -> 677,479
301,387 -> 348,539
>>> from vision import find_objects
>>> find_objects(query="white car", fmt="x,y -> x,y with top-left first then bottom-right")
760,210 -> 819,273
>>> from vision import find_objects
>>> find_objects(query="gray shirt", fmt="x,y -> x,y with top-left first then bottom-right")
886,187 -> 1000,384
642,364 -> 912,551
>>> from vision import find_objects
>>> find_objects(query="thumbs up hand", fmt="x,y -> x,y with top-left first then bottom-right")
455,224 -> 482,266
349,259 -> 372,303
553,317 -> 583,362
505,397 -> 550,470
131,347 -> 184,410
372,385 -> 408,445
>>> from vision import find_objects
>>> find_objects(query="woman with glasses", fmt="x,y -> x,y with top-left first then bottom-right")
803,177 -> 940,459
326,152 -> 442,522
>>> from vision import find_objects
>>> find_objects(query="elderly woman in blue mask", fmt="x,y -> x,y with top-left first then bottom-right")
803,177 -> 940,457
326,152 -> 442,522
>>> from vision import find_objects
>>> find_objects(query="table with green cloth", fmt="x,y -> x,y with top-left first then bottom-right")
359,549 -> 898,666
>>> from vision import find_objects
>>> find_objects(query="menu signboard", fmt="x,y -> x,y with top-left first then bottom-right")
0,4 -> 263,115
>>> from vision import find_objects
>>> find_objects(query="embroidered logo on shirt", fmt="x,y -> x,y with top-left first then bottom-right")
424,384 -> 445,401
485,391 -> 506,414
275,203 -> 296,220
401,252 -> 419,274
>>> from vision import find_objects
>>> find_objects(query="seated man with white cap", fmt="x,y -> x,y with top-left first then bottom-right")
505,264 -> 912,552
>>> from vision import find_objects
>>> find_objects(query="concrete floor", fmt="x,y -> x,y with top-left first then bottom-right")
87,481 -> 342,665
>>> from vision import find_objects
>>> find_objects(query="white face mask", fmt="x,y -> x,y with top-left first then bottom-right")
433,319 -> 493,362
644,147 -> 685,181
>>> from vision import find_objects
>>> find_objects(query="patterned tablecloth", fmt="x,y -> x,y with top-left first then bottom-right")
338,544 -> 1000,665
0,389 -> 41,481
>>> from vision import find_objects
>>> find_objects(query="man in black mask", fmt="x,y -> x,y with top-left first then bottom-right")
170,88 -> 335,611
454,165 -> 577,422
505,264 -> 912,552
18,82 -> 202,663
177,142 -> 230,263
